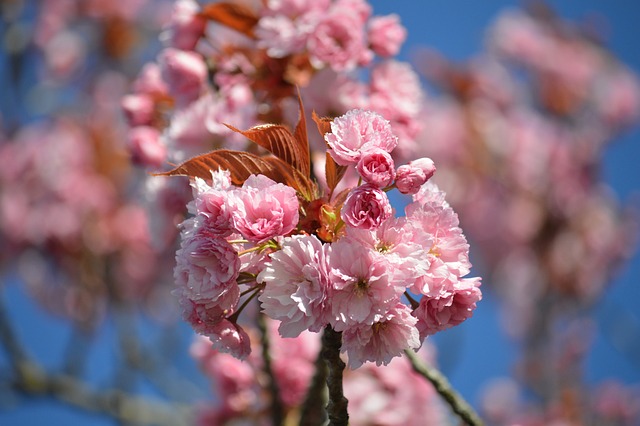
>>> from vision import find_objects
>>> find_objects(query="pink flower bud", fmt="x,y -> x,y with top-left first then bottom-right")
368,14 -> 406,57
127,126 -> 167,168
121,94 -> 155,126
341,184 -> 392,229
158,48 -> 207,106
395,157 -> 436,195
356,148 -> 395,188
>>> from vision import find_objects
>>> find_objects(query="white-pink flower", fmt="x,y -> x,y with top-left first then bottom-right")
368,14 -> 406,57
229,174 -> 299,244
325,109 -> 398,166
329,239 -> 405,328
356,148 -> 395,188
345,216 -> 429,286
413,277 -> 482,339
342,303 -> 420,368
341,184 -> 392,230
258,234 -> 332,337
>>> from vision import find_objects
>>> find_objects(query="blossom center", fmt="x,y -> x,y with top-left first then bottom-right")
354,278 -> 369,296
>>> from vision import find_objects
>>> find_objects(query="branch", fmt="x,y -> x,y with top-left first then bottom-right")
10,362 -> 193,426
257,312 -> 285,426
298,340 -> 328,426
0,288 -> 192,426
321,325 -> 348,426
404,349 -> 484,426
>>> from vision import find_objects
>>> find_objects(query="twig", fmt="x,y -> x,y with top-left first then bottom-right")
257,312 -> 285,426
321,326 -> 348,426
404,349 -> 484,426
298,341 -> 328,426
0,288 -> 192,426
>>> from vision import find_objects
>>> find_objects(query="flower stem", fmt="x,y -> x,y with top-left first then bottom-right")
404,291 -> 419,310
228,285 -> 262,323
404,349 -> 484,426
322,325 -> 349,426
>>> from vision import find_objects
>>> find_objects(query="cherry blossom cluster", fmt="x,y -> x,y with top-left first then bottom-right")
173,108 -> 481,368
122,0 -> 421,171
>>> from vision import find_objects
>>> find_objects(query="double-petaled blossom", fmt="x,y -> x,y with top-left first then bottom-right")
341,184 -> 393,230
367,14 -> 406,57
258,234 -> 332,337
325,109 -> 398,166
356,148 -> 396,188
229,174 -> 299,244
329,238 -> 406,328
158,47 -> 207,106
174,226 -> 241,307
413,277 -> 482,340
341,303 -> 420,368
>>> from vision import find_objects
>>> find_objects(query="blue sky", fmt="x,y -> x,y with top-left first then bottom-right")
2,1 -> 640,424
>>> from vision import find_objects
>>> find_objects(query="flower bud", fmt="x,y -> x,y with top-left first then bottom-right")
395,157 -> 436,195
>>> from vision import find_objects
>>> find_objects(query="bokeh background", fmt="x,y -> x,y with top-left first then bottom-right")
1,0 -> 639,424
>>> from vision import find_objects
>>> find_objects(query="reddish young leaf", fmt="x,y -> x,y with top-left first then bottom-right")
263,156 -> 316,201
311,112 -> 346,199
155,150 -> 293,186
312,111 -> 333,141
293,90 -> 311,176
199,3 -> 258,39
324,152 -> 348,201
224,123 -> 310,178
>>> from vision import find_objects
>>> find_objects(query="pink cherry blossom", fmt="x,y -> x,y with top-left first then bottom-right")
308,5 -> 372,72
229,174 -> 299,244
174,230 -> 241,305
204,319 -> 252,360
356,148 -> 396,188
127,126 -> 167,168
341,184 -> 392,230
189,173 -> 234,236
329,239 -> 405,328
158,47 -> 207,106
368,14 -> 406,57
325,109 -> 398,166
121,93 -> 155,126
345,216 -> 429,286
341,303 -> 420,368
132,62 -> 169,96
160,0 -> 206,50
413,277 -> 482,339
395,157 -> 436,195
258,234 -> 332,337
256,13 -> 317,58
